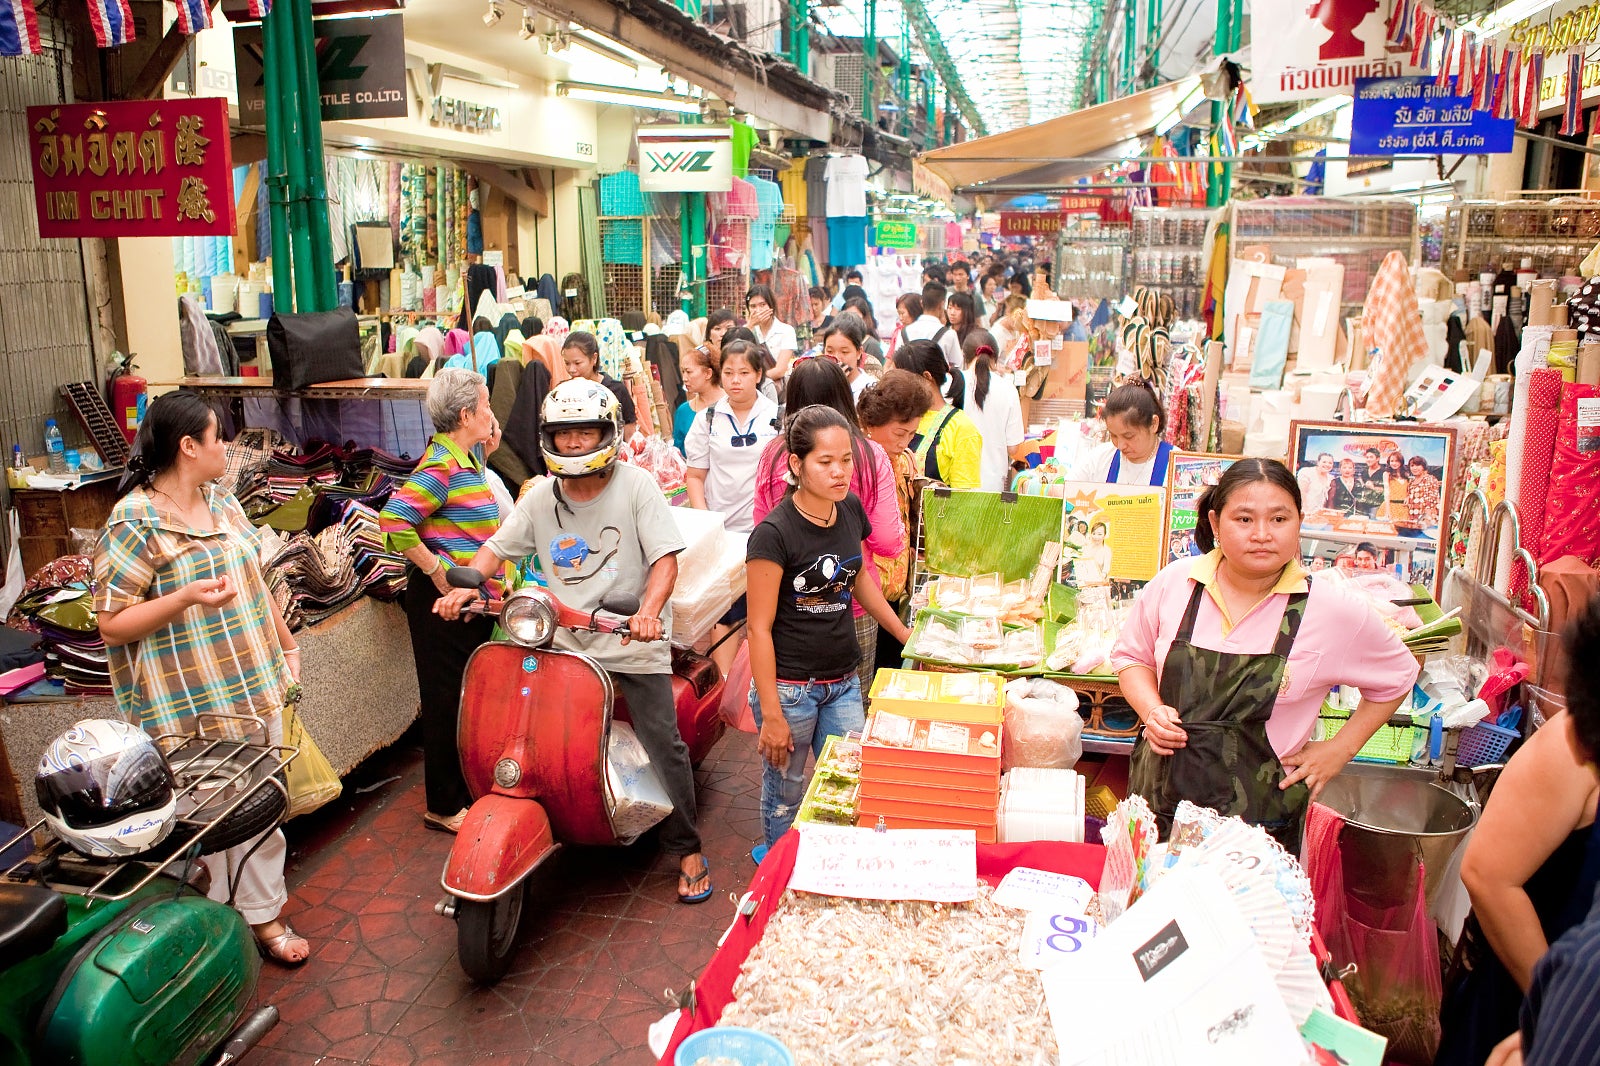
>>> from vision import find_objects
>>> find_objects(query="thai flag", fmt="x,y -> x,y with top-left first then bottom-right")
1563,52 -> 1585,136
1495,49 -> 1516,121
0,0 -> 41,55
1474,44 -> 1494,111
172,0 -> 211,34
1411,9 -> 1432,70
86,0 -> 134,46
1436,29 -> 1455,89
1523,52 -> 1545,128
247,0 -> 271,16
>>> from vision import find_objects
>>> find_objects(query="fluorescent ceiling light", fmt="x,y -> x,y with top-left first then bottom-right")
556,82 -> 701,113
1461,0 -> 1562,35
1240,94 -> 1351,151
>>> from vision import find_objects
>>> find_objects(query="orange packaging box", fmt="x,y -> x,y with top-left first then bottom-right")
857,791 -> 999,829
855,810 -> 997,844
857,777 -> 1000,807
856,760 -> 1001,792
867,668 -> 1005,725
860,712 -> 1003,780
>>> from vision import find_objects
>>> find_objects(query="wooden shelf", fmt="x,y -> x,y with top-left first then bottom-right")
152,377 -> 429,400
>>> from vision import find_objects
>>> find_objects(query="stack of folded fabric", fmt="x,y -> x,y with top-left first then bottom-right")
261,497 -> 407,630
5,557 -> 111,696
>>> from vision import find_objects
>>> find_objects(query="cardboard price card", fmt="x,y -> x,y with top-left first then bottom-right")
789,826 -> 979,903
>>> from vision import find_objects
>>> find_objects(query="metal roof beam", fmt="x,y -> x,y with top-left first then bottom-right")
899,0 -> 989,137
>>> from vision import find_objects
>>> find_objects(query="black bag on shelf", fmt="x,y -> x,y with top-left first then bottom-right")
267,308 -> 363,390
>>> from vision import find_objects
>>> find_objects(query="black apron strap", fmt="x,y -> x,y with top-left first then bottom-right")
1273,591 -> 1310,658
1175,580 -> 1207,642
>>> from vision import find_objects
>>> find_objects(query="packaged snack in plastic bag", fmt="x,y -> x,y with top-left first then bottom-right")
1003,677 -> 1084,771
604,721 -> 673,843
619,432 -> 688,501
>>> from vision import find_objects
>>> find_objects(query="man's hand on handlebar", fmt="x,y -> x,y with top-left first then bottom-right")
433,587 -> 483,621
620,612 -> 661,645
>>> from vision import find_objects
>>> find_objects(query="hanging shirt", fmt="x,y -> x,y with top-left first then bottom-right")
749,176 -> 784,271
825,155 -> 869,217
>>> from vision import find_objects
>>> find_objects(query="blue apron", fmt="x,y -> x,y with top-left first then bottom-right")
1108,439 -> 1173,486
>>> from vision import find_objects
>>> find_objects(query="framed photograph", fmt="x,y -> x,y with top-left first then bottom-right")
1162,452 -> 1243,565
1056,480 -> 1168,608
1288,420 -> 1458,598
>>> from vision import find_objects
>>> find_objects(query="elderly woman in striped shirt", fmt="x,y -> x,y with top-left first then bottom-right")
380,368 -> 501,834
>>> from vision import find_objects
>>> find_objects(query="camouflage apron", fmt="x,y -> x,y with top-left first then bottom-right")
1128,581 -> 1311,852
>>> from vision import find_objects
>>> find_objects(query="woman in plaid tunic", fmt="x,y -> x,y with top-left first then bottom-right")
95,392 -> 309,966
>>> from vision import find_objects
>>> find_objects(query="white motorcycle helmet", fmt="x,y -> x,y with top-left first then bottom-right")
36,719 -> 178,860
539,378 -> 624,478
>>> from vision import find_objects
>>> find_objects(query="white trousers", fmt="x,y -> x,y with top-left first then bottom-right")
199,713 -> 289,927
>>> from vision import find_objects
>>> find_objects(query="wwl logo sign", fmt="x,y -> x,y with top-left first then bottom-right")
636,127 -> 733,192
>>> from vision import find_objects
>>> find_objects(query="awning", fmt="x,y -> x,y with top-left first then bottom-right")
917,78 -> 1202,193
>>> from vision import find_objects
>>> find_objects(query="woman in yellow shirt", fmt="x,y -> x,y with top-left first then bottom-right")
892,339 -> 983,490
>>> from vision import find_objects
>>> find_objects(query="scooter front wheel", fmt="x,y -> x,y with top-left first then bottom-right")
456,885 -> 525,984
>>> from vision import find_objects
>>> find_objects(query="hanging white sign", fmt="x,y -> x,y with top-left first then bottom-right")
637,126 -> 734,193
1250,1 -> 1423,105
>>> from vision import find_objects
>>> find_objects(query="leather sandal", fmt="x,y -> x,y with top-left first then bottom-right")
256,924 -> 310,967
423,809 -> 468,834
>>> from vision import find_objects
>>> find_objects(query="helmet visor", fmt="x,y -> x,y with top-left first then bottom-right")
37,747 -> 175,829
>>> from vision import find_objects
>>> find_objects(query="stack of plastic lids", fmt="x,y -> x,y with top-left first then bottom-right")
998,767 -> 1085,844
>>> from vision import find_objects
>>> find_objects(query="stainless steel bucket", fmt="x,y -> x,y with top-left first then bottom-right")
1315,763 -> 1477,911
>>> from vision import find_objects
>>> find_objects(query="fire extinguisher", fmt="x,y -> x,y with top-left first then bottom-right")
109,356 -> 147,445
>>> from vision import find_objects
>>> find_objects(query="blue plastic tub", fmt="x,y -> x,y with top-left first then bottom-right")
674,1027 -> 795,1066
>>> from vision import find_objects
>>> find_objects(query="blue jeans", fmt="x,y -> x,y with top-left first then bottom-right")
750,675 -> 864,845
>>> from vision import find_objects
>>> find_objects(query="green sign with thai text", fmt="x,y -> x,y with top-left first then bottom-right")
875,220 -> 918,249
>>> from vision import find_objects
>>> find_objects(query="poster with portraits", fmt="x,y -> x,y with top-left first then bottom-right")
1162,452 -> 1243,565
1056,481 -> 1167,607
1288,421 -> 1457,598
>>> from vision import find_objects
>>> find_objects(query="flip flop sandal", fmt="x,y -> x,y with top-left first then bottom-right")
256,925 -> 310,968
423,809 -> 468,834
677,858 -> 713,905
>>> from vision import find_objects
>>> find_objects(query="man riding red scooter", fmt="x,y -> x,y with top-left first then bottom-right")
438,379 -> 712,912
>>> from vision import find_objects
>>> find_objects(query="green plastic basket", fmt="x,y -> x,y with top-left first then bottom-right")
1316,700 -> 1416,765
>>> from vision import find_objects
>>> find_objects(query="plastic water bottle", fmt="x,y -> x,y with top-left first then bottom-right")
44,419 -> 66,474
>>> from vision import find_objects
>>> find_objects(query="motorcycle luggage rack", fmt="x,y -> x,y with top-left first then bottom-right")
0,712 -> 297,904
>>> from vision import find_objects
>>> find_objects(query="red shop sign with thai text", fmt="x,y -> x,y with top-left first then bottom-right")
27,97 -> 235,239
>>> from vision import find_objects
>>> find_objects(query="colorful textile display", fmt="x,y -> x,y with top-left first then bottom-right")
1362,251 -> 1429,418
571,318 -> 631,380
1514,368 -> 1564,593
1538,383 -> 1600,567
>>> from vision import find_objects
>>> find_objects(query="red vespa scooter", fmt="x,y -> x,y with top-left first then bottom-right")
435,568 -> 723,983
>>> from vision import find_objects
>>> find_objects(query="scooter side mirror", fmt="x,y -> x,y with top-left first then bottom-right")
596,591 -> 640,618
446,567 -> 486,590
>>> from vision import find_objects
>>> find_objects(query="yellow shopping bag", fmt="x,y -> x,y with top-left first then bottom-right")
282,703 -> 342,819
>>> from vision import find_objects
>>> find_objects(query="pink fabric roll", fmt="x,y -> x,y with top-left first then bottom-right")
1513,368 -> 1564,598
1539,383 -> 1600,568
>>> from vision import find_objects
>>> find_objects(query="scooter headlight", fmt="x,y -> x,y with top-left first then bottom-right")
501,588 -> 558,647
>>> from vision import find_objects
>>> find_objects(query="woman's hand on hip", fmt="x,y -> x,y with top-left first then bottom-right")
758,716 -> 794,772
1142,704 -> 1187,756
183,576 -> 237,611
1278,740 -> 1352,801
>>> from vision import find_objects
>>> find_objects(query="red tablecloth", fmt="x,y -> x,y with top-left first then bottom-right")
659,832 -> 1109,1064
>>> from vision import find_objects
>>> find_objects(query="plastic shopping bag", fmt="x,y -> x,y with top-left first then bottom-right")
605,721 -> 673,843
282,703 -> 343,819
1,511 -> 26,622
717,638 -> 757,734
1002,677 -> 1084,771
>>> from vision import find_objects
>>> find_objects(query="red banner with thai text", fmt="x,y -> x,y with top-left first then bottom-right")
27,97 -> 235,239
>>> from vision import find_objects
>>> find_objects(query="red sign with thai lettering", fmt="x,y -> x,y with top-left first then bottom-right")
27,97 -> 235,239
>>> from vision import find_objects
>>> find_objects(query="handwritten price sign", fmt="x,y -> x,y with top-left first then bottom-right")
789,827 -> 979,902
1019,907 -> 1101,969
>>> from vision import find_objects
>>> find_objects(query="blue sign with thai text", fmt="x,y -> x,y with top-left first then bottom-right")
1351,77 -> 1514,156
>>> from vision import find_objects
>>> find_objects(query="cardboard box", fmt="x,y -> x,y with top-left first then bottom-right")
855,811 -> 998,844
857,791 -> 999,830
868,669 -> 1005,725
861,713 -> 1003,780
1295,258 -> 1345,370
858,777 -> 1000,805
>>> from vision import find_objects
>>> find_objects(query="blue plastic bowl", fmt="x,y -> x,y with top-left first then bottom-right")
674,1026 -> 796,1066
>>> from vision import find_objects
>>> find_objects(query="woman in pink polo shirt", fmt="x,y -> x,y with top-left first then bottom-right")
1110,458 -> 1418,850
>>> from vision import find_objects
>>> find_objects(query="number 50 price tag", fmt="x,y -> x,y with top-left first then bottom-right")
1019,907 -> 1100,969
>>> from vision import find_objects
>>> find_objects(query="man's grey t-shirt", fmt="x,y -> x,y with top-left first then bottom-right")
486,464 -> 684,674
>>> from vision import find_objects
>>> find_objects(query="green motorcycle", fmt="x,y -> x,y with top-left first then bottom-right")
0,715 -> 293,1066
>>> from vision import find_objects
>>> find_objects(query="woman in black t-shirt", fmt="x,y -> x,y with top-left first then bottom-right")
561,330 -> 638,438
746,405 -> 912,856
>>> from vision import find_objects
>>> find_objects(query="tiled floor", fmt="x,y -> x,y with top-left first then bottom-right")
247,723 -> 763,1066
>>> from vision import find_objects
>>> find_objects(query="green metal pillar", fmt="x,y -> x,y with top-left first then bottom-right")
261,12 -> 293,310
264,2 -> 312,312
685,194 -> 707,317
1207,0 -> 1241,206
1144,0 -> 1162,87
862,0 -> 877,122
786,0 -> 809,77
287,0 -> 337,311
897,16 -> 912,135
1121,0 -> 1137,97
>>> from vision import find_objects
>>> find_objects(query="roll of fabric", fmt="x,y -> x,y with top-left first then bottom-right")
1538,383 -> 1600,567
1511,368 -> 1565,598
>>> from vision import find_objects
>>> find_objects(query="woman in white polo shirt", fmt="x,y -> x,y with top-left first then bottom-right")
685,339 -> 782,674
1069,382 -> 1174,487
